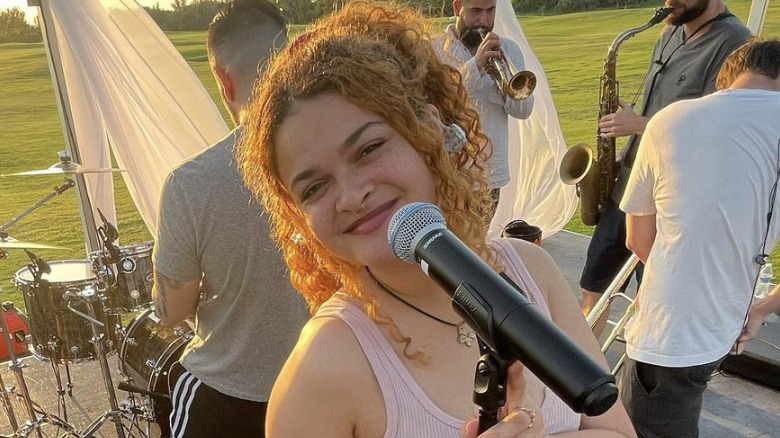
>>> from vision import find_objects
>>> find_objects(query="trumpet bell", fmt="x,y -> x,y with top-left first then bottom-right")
559,143 -> 593,185
506,70 -> 536,100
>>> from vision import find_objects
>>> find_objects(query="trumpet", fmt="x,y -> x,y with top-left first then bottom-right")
476,28 -> 536,100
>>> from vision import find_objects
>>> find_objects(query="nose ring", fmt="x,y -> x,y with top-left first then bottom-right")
352,203 -> 366,216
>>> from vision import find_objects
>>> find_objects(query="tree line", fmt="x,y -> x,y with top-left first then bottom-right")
1,0 -> 663,43
0,7 -> 40,43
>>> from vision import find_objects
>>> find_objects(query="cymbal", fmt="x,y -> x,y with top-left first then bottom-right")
2,160 -> 127,177
0,237 -> 68,251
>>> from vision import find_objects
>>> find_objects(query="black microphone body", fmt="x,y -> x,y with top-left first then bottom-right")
390,203 -> 618,416
24,249 -> 51,275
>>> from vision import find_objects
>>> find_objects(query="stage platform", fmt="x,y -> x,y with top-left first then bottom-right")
0,231 -> 777,437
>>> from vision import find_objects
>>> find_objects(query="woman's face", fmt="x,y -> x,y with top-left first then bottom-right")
275,93 -> 437,267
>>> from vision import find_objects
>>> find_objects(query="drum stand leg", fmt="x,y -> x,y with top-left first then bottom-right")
66,363 -> 74,397
76,300 -> 126,438
49,359 -> 69,422
0,351 -> 19,433
0,300 -> 42,438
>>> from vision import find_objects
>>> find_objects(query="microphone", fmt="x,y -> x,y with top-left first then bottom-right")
23,249 -> 51,275
97,208 -> 119,242
96,208 -> 121,263
388,202 -> 618,416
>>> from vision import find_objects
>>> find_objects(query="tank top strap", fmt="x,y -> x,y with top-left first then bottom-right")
313,297 -> 462,437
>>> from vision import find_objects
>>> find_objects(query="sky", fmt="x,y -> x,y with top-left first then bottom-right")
0,0 -> 177,22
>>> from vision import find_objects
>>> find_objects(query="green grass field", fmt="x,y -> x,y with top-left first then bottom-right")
1,1 -> 778,308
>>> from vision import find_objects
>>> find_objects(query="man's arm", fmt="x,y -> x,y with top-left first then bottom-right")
625,213 -> 656,264
732,285 -> 780,354
153,270 -> 200,327
621,121 -> 659,262
153,170 -> 202,327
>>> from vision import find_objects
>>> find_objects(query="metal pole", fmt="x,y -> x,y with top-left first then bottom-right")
28,0 -> 101,255
0,179 -> 75,233
747,0 -> 770,36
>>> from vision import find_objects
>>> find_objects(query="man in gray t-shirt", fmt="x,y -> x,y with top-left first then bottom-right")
579,0 -> 750,333
152,1 -> 307,437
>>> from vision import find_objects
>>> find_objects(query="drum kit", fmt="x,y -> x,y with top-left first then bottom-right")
0,152 -> 192,438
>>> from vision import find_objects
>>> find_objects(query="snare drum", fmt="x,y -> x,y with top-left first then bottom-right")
14,260 -> 120,363
92,242 -> 154,313
119,309 -> 192,424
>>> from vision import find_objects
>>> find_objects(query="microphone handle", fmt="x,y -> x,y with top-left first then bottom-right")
418,229 -> 618,416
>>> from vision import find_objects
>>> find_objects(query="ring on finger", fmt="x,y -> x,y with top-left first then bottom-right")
511,407 -> 536,430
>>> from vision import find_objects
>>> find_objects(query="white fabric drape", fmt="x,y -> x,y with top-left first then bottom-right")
490,0 -> 577,238
41,0 -> 229,237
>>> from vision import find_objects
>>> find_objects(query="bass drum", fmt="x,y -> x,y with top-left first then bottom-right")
119,309 -> 193,432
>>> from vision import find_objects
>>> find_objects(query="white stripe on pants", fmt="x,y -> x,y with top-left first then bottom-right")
170,369 -> 202,438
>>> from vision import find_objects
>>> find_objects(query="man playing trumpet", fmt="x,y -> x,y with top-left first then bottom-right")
434,0 -> 534,211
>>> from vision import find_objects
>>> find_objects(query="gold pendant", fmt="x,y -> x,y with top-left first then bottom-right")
456,322 -> 477,347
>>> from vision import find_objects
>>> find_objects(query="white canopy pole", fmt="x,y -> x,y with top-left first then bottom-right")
747,0 -> 770,35
30,0 -> 101,254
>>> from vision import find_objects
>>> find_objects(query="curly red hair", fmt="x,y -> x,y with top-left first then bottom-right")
237,1 -> 494,320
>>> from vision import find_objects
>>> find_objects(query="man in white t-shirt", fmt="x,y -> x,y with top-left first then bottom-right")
619,39 -> 780,438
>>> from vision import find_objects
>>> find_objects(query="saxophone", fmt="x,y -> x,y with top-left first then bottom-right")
559,7 -> 673,226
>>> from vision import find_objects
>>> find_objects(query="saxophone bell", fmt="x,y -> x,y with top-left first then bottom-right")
476,28 -> 536,100
559,143 -> 593,186
560,144 -> 601,226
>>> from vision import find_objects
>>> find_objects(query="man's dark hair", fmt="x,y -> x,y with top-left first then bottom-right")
208,0 -> 285,52
745,39 -> 780,80
206,0 -> 287,106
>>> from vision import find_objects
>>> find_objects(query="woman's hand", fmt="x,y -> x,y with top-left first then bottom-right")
460,362 -> 545,438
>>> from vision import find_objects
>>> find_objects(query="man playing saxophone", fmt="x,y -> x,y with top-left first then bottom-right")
433,0 -> 534,212
579,0 -> 750,332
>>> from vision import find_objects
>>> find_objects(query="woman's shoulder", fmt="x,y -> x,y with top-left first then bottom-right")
267,315 -> 385,437
289,314 -> 374,385
498,238 -> 558,279
497,237 -> 574,311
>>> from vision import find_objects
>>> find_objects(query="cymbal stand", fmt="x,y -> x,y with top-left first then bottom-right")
0,285 -> 47,438
0,179 -> 75,234
0,294 -> 19,432
65,289 -> 126,438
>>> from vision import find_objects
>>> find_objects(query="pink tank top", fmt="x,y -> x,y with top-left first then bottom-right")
313,239 -> 581,437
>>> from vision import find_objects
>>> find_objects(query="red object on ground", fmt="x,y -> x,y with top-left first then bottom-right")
0,305 -> 30,361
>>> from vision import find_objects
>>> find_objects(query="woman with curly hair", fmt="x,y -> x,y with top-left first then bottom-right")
237,2 -> 635,437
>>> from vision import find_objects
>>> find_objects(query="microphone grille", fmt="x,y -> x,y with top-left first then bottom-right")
388,202 -> 446,262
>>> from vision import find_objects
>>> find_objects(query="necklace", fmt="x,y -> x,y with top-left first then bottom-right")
365,267 -> 477,347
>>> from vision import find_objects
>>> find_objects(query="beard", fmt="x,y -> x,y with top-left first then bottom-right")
456,21 -> 492,51
666,0 -> 709,26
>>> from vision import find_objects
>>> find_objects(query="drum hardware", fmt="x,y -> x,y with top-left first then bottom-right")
63,288 -> 127,438
1,151 -> 127,177
90,242 -> 155,314
92,209 -> 155,314
47,355 -> 75,423
15,260 -> 119,363
96,208 -> 120,265
117,382 -> 170,401
118,309 -> 194,436
586,254 -> 639,374
0,286 -> 80,438
0,179 -> 76,237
